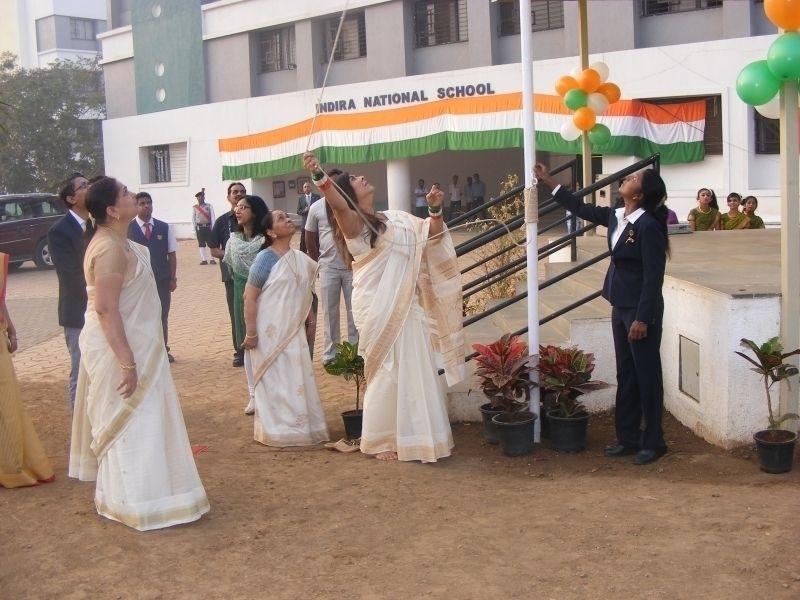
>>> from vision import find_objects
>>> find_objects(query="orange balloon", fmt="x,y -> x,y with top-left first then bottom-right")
573,107 -> 596,132
597,82 -> 621,104
765,0 -> 800,32
577,68 -> 602,93
555,75 -> 579,97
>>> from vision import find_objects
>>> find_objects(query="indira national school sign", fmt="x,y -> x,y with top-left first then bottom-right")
315,82 -> 496,113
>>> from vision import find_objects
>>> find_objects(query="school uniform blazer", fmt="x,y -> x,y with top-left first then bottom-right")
552,186 -> 667,325
48,213 -> 88,329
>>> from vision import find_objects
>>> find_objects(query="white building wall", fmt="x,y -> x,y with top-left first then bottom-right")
103,35 -> 782,236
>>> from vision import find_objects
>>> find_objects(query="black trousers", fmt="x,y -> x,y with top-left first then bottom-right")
195,225 -> 212,247
224,280 -> 239,356
155,278 -> 171,348
611,304 -> 666,451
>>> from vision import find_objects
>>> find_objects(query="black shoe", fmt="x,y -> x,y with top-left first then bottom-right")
633,448 -> 667,465
200,260 -> 208,265
604,444 -> 638,457
232,354 -> 244,367
210,259 -> 217,265
167,353 -> 175,363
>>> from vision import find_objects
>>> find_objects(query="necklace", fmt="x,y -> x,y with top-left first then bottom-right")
697,206 -> 711,215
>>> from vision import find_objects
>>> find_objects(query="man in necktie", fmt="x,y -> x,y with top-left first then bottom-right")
48,172 -> 91,410
296,182 -> 320,253
128,192 -> 179,362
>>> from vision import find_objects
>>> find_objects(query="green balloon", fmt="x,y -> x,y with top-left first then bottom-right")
588,123 -> 611,146
768,33 -> 800,80
564,88 -> 587,111
736,60 -> 781,106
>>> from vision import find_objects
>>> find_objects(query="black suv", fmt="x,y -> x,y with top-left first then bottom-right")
0,194 -> 66,269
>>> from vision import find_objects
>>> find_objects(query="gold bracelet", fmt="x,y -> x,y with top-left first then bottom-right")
119,362 -> 137,371
244,333 -> 258,340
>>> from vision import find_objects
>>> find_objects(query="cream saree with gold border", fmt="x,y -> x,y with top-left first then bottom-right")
346,210 -> 465,462
69,241 -> 209,531
250,249 -> 329,446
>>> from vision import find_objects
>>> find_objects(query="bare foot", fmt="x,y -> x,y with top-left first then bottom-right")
376,451 -> 397,461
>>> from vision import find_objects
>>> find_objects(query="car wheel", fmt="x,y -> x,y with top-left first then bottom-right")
33,237 -> 54,269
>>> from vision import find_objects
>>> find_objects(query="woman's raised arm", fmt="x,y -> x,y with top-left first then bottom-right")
303,152 -> 362,239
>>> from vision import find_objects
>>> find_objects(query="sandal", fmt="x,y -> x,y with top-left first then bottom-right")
324,438 -> 360,453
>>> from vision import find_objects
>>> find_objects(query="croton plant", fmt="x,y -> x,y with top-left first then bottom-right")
536,345 -> 608,418
472,334 -> 536,414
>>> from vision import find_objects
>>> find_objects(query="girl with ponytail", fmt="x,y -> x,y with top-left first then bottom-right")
535,163 -> 669,466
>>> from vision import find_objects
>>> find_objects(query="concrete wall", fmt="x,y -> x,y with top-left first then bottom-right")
662,277 -> 780,448
205,32 -> 253,103
103,58 -> 137,119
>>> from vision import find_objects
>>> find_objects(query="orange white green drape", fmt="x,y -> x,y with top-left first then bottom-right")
218,93 -> 706,179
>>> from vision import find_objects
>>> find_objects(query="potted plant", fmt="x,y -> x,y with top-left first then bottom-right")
735,337 -> 799,474
537,345 -> 608,453
472,334 -> 537,456
324,341 -> 365,440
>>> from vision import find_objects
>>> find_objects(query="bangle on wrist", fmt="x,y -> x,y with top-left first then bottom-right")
428,213 -> 443,220
427,205 -> 442,214
311,169 -> 325,182
318,178 -> 333,192
119,361 -> 137,371
244,333 -> 258,340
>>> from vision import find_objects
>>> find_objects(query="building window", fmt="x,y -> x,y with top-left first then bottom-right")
258,26 -> 295,73
755,111 -> 779,154
148,145 -> 171,183
641,95 -> 722,155
324,12 -> 366,61
498,0 -> 565,36
641,0 -> 722,17
414,0 -> 468,48
70,18 -> 95,41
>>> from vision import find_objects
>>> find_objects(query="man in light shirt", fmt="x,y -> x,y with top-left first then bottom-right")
128,192 -> 179,362
413,179 -> 427,218
448,174 -> 462,219
48,172 -> 91,409
304,187 -> 358,364
192,188 -> 216,264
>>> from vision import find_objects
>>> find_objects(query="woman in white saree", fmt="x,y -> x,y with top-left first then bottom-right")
303,155 -> 465,462
242,210 -> 329,446
69,177 -> 209,531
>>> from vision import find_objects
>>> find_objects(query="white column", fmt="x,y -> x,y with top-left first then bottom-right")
386,158 -> 411,212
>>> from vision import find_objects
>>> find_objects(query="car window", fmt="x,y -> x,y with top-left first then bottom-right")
0,201 -> 23,222
40,198 -> 60,215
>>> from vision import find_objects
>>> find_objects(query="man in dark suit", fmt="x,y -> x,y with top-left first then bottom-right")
128,192 -> 178,362
49,172 -> 91,410
296,182 -> 320,253
535,163 -> 669,465
209,182 -> 247,367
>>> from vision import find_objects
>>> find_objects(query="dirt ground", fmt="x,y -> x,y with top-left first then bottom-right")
2,246 -> 799,599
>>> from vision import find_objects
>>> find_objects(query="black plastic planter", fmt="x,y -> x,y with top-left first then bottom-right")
492,411 -> 537,457
754,429 -> 797,474
341,409 -> 363,440
547,410 -> 590,453
479,402 -> 504,444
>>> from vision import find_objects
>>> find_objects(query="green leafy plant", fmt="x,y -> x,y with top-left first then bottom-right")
324,341 -> 365,412
472,333 -> 536,414
735,337 -> 800,430
536,345 -> 608,417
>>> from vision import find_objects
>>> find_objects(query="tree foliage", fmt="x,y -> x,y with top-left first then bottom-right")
0,52 -> 105,194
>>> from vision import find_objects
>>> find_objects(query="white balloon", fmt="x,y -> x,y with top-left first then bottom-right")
589,61 -> 610,82
755,94 -> 781,120
569,65 -> 582,79
587,92 -> 610,115
560,120 -> 582,142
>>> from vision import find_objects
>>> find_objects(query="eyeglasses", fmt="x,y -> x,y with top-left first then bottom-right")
235,205 -> 251,211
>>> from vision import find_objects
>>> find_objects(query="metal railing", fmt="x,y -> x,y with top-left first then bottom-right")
453,153 -> 661,363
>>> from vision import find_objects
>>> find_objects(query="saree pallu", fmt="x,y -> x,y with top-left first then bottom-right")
250,250 -> 329,446
224,233 -> 265,348
721,212 -> 748,230
69,242 -> 209,531
347,211 -> 465,462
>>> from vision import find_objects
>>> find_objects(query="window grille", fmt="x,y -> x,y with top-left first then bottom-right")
259,26 -> 296,72
414,0 -> 468,48
754,111 -> 779,155
148,145 -> 171,183
324,12 -> 366,61
70,18 -> 95,41
641,0 -> 722,17
498,0 -> 565,36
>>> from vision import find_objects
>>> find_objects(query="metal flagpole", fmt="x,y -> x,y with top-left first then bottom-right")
520,0 -> 540,441
578,0 -> 592,193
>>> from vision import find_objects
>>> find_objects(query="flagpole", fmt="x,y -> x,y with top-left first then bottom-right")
520,0 -> 540,441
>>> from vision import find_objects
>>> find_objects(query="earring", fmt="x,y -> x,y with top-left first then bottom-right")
115,215 -> 120,221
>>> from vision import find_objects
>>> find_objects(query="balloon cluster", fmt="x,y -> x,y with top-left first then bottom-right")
735,0 -> 800,119
555,61 -> 621,145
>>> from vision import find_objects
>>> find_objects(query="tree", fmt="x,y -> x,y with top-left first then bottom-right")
0,53 -> 106,194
